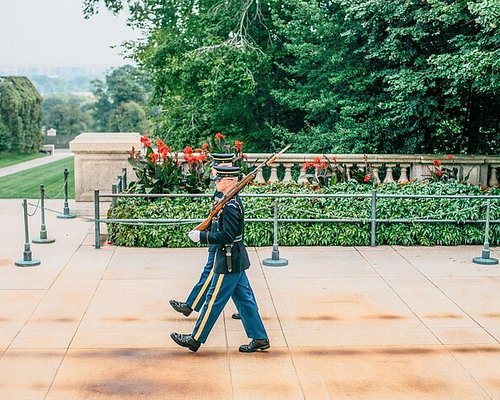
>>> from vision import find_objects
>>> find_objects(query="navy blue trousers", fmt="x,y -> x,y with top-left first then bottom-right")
186,250 -> 216,312
192,271 -> 268,343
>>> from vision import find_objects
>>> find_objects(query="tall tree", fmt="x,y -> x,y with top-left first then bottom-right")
82,0 -> 500,154
90,64 -> 151,133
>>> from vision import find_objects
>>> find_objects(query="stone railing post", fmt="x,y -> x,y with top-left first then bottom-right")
70,132 -> 140,202
283,163 -> 294,183
489,166 -> 499,187
383,165 -> 394,183
398,164 -> 410,183
372,166 -> 382,185
268,165 -> 279,182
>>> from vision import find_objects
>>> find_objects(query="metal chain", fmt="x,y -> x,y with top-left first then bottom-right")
26,199 -> 41,217
44,175 -> 68,199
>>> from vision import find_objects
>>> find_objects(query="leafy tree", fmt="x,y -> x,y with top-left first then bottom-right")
0,77 -> 43,152
90,64 -> 151,133
108,101 -> 149,133
82,0 -> 500,154
43,95 -> 94,136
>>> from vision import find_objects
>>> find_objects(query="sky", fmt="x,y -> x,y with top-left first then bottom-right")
0,0 -> 141,68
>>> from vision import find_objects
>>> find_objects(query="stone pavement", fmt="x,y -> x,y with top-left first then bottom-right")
0,149 -> 73,178
0,198 -> 499,400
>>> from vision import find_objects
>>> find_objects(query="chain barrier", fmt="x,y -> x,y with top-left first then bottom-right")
44,175 -> 68,200
26,199 -> 41,217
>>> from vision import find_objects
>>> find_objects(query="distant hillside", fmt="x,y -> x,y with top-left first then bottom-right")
0,65 -> 109,95
30,74 -> 99,95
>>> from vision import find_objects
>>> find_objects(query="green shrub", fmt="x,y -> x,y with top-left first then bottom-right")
107,181 -> 500,247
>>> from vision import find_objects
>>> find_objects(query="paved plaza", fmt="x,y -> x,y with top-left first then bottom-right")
0,198 -> 499,399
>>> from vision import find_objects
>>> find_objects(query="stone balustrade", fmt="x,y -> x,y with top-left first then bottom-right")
70,133 -> 500,201
245,153 -> 499,187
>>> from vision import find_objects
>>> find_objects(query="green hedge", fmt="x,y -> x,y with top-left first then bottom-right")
0,77 -> 43,152
107,182 -> 500,247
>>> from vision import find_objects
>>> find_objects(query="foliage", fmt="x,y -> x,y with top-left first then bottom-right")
107,181 -> 500,247
0,77 -> 43,152
128,132 -> 248,194
302,154 -> 373,187
43,94 -> 94,136
90,65 -> 152,133
82,0 -> 500,154
108,101 -> 149,133
127,136 -> 183,194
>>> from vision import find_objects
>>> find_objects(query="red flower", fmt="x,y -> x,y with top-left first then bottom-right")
140,135 -> 151,148
159,146 -> 169,158
156,138 -> 166,149
156,139 -> 169,158
363,174 -> 371,183
215,132 -> 226,140
445,154 -> 453,160
313,156 -> 322,164
433,159 -> 441,166
202,143 -> 210,151
198,153 -> 207,162
303,162 -> 313,170
436,169 -> 443,177
183,146 -> 193,155
234,140 -> 243,153
315,162 -> 328,170
148,152 -> 159,163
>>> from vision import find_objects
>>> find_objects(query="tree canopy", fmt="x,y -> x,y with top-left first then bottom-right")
0,76 -> 43,152
82,0 -> 500,154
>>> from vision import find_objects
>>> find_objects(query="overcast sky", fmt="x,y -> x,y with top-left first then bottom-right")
0,0 -> 140,68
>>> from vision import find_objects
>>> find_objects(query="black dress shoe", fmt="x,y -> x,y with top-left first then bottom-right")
231,313 -> 241,320
170,332 -> 201,352
169,299 -> 193,317
239,339 -> 270,353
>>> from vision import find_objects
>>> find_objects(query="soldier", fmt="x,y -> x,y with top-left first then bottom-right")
169,153 -> 241,320
170,165 -> 269,353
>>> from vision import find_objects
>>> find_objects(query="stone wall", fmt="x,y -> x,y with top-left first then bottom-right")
70,132 -> 140,201
70,132 -> 500,201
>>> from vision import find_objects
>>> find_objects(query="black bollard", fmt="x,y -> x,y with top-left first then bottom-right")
15,199 -> 41,267
263,199 -> 288,267
58,167 -> 76,219
473,198 -> 498,265
33,185 -> 55,244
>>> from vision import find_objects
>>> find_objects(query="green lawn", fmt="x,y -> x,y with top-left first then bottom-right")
0,157 -> 74,199
0,151 -> 47,168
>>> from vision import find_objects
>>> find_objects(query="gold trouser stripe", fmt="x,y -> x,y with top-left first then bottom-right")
191,269 -> 214,310
194,273 -> 224,341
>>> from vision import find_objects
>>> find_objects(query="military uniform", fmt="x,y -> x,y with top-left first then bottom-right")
171,165 -> 269,352
185,192 -> 244,312
170,153 -> 243,317
192,196 -> 267,344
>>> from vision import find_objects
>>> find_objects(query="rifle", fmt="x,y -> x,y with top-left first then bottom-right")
194,144 -> 291,231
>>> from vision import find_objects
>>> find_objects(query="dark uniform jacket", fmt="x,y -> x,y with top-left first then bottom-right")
200,197 -> 250,274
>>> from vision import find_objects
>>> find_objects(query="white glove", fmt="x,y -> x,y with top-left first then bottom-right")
188,230 -> 201,243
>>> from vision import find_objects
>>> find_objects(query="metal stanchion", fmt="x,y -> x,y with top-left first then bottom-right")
263,199 -> 288,267
15,199 -> 41,267
370,188 -> 377,247
473,198 -> 498,265
33,185 -> 55,244
112,183 -> 117,208
122,168 -> 127,191
95,190 -> 101,249
58,167 -> 76,219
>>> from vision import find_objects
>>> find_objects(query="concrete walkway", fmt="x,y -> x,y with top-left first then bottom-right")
0,199 -> 499,399
0,149 -> 73,178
